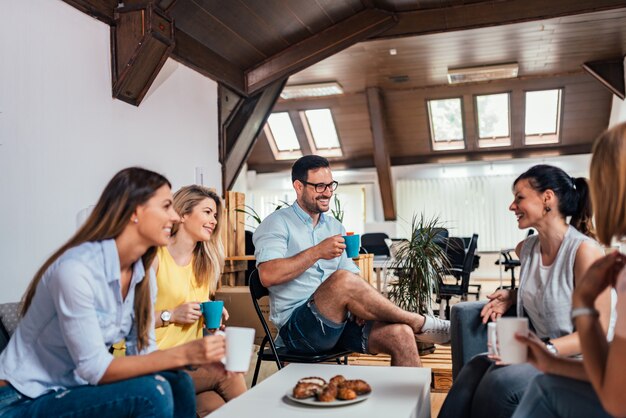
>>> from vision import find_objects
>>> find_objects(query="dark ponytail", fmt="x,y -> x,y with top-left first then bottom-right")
514,165 -> 595,238
570,177 -> 594,238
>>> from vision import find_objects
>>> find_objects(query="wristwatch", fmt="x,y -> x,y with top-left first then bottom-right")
544,340 -> 558,356
160,310 -> 172,326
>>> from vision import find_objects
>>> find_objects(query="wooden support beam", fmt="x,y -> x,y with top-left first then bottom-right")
366,87 -> 396,221
391,143 -> 594,166
582,58 -> 625,100
61,0 -> 116,24
245,9 -> 397,95
376,0 -> 626,39
221,79 -> 287,192
111,4 -> 174,106
172,31 -> 246,96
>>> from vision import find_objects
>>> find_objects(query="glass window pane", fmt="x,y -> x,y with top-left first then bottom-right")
303,109 -> 340,149
525,90 -> 560,135
428,98 -> 464,142
267,112 -> 300,151
476,93 -> 510,138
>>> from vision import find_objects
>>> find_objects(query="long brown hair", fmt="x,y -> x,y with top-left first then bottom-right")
170,185 -> 224,297
21,167 -> 171,351
590,123 -> 626,246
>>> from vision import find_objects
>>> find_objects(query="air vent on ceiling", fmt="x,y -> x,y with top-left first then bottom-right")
389,75 -> 409,83
447,63 -> 519,84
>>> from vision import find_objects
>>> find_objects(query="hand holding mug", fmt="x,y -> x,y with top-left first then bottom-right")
316,235 -> 346,260
514,331 -> 555,373
172,302 -> 202,325
185,333 -> 226,366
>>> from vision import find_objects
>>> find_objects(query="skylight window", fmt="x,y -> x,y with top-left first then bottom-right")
300,108 -> 343,157
427,98 -> 465,151
264,112 -> 302,160
475,92 -> 511,148
524,89 -> 562,145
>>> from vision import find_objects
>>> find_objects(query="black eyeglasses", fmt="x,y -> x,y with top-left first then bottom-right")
301,180 -> 339,193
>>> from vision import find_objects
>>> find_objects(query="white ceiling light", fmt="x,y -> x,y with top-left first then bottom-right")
447,63 -> 519,84
280,82 -> 343,100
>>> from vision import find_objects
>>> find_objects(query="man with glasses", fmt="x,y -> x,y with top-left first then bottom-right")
253,155 -> 450,366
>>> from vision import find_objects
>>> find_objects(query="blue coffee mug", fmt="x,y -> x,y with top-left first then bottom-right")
343,234 -> 360,258
200,300 -> 224,329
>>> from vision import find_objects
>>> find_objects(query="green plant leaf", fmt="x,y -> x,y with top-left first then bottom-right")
387,214 -> 449,315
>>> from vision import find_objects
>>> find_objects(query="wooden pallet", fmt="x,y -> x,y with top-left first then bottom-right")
348,345 -> 452,392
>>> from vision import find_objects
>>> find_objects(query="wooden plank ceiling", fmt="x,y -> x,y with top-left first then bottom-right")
62,0 -> 626,201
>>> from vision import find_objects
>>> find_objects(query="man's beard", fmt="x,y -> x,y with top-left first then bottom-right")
303,196 -> 328,214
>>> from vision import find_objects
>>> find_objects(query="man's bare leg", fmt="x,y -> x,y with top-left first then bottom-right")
312,270 -> 425,333
368,322 -> 422,367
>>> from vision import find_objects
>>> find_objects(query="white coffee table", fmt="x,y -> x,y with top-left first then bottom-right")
209,363 -> 431,418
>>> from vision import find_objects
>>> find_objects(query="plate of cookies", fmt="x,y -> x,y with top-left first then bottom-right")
286,375 -> 371,407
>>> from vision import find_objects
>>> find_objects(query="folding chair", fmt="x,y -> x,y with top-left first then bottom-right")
249,270 -> 352,386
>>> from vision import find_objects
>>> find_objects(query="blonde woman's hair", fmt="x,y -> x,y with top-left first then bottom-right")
171,185 -> 225,297
21,167 -> 170,351
590,122 -> 626,246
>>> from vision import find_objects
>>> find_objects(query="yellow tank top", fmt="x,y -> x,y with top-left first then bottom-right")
155,246 -> 210,349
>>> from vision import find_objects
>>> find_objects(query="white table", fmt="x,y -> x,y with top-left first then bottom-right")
209,363 -> 431,418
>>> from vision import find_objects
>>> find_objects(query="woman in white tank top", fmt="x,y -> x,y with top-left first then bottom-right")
512,119 -> 626,418
439,164 -> 612,418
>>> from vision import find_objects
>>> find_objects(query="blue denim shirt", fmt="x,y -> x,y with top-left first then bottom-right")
0,239 -> 156,398
253,201 -> 359,329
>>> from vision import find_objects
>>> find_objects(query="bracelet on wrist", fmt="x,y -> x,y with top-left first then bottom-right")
571,307 -> 599,323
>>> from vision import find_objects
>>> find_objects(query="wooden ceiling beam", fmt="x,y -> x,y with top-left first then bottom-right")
221,79 -> 287,192
582,58 -> 625,100
245,9 -> 397,95
376,0 -> 626,39
366,87 -> 396,221
61,0 -> 116,24
172,31 -> 246,96
391,144 -> 594,166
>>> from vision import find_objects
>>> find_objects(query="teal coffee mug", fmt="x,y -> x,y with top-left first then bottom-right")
200,300 -> 224,330
343,234 -> 360,259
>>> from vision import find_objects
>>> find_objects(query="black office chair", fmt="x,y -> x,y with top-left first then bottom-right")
360,232 -> 390,256
438,234 -> 479,319
248,270 -> 352,386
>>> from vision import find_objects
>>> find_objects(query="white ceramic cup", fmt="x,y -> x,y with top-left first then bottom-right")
487,322 -> 498,356
220,327 -> 256,372
496,317 -> 529,364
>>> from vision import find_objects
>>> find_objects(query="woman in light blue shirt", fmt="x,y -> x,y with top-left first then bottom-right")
0,167 -> 226,418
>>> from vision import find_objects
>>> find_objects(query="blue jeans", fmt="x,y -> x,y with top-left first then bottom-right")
279,297 -> 372,354
512,374 -> 612,418
438,354 -> 541,418
0,371 -> 195,418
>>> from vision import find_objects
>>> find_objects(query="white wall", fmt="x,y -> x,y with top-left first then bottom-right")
0,0 -> 220,302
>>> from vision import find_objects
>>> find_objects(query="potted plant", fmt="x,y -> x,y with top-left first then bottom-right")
330,195 -> 344,223
387,214 -> 449,354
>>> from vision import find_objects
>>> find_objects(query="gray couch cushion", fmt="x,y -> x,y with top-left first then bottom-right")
450,301 -> 488,380
0,302 -> 22,336
0,302 -> 21,353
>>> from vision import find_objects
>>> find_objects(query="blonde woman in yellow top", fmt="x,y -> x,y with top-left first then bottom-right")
153,185 -> 246,416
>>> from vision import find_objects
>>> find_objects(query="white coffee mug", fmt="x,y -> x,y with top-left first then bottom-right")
220,327 -> 255,372
487,322 -> 498,356
496,317 -> 529,364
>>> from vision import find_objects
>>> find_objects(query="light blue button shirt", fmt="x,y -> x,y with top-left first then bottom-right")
253,201 -> 359,329
0,239 -> 157,398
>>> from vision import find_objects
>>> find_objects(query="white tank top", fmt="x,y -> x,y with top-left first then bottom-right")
517,226 -> 594,339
